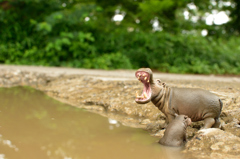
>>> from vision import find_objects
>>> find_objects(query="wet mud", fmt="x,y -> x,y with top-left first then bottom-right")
0,65 -> 240,159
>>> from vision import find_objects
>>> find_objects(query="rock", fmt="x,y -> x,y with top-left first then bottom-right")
82,105 -> 104,111
183,128 -> 240,157
210,153 -> 240,159
144,120 -> 165,133
140,119 -> 151,125
152,129 -> 165,137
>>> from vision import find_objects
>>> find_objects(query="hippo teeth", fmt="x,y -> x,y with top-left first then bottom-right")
135,91 -> 140,98
135,91 -> 148,99
143,92 -> 147,98
135,70 -> 152,102
135,91 -> 143,98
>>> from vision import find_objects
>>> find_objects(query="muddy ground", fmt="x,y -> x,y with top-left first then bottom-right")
0,65 -> 240,159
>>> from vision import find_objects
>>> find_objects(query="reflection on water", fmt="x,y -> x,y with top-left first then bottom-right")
0,87 -> 182,159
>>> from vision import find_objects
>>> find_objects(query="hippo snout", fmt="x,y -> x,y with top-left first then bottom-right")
187,118 -> 192,126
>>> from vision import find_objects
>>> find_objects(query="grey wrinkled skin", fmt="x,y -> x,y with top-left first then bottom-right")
135,68 -> 223,129
159,115 -> 191,147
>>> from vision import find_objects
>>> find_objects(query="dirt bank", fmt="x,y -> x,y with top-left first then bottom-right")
0,65 -> 240,158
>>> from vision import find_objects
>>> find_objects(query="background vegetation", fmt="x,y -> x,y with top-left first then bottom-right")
0,0 -> 240,74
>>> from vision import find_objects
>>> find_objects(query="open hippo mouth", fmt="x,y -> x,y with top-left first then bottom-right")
135,70 -> 152,103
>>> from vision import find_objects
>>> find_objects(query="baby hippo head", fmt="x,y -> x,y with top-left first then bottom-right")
175,114 -> 192,127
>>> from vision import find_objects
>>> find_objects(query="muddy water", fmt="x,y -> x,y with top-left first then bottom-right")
0,87 -> 183,159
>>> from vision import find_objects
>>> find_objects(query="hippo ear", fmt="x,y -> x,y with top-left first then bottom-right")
174,113 -> 178,117
156,79 -> 161,83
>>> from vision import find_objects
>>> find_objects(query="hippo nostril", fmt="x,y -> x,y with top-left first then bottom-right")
157,79 -> 161,83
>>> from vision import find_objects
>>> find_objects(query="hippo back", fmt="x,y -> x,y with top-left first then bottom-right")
169,88 -> 221,122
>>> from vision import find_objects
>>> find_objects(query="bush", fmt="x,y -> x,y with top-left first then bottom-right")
0,0 -> 239,75
82,52 -> 133,69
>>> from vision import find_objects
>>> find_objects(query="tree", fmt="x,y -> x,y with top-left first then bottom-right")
0,0 -> 239,74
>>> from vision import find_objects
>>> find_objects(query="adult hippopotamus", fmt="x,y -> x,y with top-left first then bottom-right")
159,114 -> 191,147
135,68 -> 223,129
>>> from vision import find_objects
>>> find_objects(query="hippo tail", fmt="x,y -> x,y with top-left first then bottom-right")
213,99 -> 223,129
219,99 -> 223,117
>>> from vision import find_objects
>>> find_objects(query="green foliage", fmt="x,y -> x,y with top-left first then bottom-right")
0,0 -> 240,74
82,52 -> 132,69
94,31 -> 240,74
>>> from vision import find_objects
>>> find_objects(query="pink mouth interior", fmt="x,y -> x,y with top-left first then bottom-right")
135,71 -> 151,102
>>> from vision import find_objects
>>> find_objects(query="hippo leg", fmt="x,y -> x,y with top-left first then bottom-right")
163,118 -> 170,128
166,114 -> 175,123
183,134 -> 187,143
163,114 -> 175,128
201,118 -> 215,129
212,118 -> 221,128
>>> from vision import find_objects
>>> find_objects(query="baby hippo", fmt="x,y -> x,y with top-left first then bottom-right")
159,114 -> 191,147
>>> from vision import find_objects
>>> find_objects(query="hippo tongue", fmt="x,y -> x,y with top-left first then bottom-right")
135,71 -> 151,102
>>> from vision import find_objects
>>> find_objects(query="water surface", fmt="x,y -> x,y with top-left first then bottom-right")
0,87 -> 182,159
